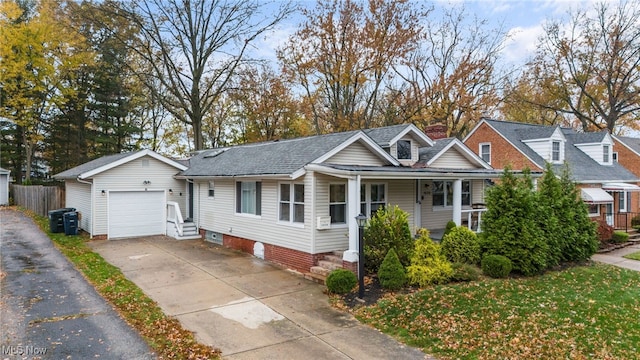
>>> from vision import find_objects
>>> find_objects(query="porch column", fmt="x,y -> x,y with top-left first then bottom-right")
452,179 -> 462,226
343,175 -> 361,262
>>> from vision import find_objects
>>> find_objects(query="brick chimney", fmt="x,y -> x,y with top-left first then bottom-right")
424,124 -> 448,140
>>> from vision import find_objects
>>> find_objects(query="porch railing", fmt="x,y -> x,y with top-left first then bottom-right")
461,208 -> 487,233
603,212 -> 640,232
166,201 -> 186,236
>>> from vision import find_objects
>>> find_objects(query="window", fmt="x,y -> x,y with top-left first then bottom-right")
208,181 -> 215,197
432,180 -> 471,207
236,181 -> 261,215
361,183 -> 386,217
613,152 -> 618,162
480,143 -> 491,164
588,204 -> 600,216
279,183 -> 305,223
397,140 -> 411,160
618,191 -> 631,213
329,184 -> 346,224
552,141 -> 561,161
603,145 -> 610,163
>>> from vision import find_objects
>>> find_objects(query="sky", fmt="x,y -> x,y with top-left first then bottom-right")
253,0 -> 601,67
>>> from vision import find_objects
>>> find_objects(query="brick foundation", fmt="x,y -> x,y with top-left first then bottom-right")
342,260 -> 358,276
92,234 -> 107,240
221,234 -> 337,273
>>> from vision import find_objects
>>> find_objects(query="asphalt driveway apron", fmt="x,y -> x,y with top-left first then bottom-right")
0,208 -> 155,359
90,236 -> 429,359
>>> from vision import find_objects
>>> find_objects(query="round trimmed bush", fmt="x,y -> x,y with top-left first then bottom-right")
450,262 -> 480,282
441,226 -> 481,265
481,254 -> 512,279
326,269 -> 357,294
378,248 -> 406,290
443,220 -> 457,237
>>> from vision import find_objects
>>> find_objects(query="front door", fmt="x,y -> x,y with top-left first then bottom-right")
605,203 -> 614,227
188,181 -> 194,220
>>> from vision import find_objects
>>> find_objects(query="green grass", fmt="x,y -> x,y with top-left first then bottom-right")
27,209 -> 221,359
355,264 -> 640,359
623,251 -> 640,261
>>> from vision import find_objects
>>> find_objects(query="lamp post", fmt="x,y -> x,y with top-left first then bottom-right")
355,213 -> 367,299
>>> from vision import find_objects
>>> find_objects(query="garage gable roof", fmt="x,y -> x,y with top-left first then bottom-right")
54,149 -> 187,180
0,167 -> 9,174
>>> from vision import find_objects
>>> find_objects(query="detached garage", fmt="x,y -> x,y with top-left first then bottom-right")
54,150 -> 188,239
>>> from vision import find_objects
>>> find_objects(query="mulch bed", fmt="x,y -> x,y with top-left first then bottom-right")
340,276 -> 418,308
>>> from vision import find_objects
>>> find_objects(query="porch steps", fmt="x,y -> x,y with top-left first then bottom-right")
175,221 -> 202,240
597,229 -> 640,253
304,251 -> 344,285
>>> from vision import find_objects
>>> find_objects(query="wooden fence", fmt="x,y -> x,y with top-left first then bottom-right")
10,184 -> 65,217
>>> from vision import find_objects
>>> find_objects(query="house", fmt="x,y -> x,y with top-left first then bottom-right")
611,135 -> 640,227
0,167 -> 10,205
177,124 -> 510,273
54,149 -> 192,239
464,119 -> 640,229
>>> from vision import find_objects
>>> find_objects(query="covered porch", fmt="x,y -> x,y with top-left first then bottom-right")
306,164 -> 508,263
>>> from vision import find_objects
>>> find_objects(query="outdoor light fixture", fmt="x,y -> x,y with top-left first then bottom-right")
355,213 -> 368,299
169,189 -> 173,195
143,180 -> 151,185
101,190 -> 106,196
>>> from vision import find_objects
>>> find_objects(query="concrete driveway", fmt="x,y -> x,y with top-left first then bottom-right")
89,236 -> 429,360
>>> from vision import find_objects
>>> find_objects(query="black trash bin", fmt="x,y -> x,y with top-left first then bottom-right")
63,211 -> 78,236
48,208 -> 76,233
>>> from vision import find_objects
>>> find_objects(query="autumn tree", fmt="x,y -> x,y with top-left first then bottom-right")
229,65 -> 308,144
0,0 -> 89,182
117,0 -> 293,150
398,5 -> 507,137
279,0 -> 424,134
512,1 -> 640,133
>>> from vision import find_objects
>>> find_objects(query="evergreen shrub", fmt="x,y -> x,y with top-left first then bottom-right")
326,269 -> 357,294
406,229 -> 453,287
441,226 -> 481,265
481,254 -> 512,279
364,205 -> 413,273
378,248 -> 406,290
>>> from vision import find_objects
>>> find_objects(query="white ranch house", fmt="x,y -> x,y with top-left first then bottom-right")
56,124 -> 515,274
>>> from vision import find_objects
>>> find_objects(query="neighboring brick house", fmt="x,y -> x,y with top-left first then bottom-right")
464,119 -> 640,230
612,135 -> 640,227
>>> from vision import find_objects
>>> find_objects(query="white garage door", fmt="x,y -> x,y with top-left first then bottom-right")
108,191 -> 165,239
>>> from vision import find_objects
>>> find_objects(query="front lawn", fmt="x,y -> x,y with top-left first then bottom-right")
623,251 -> 640,261
355,264 -> 640,359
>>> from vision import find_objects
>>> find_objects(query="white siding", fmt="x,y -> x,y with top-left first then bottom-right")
325,141 -> 385,166
65,180 -> 92,234
575,138 -> 614,165
0,173 -> 8,205
430,148 -> 477,169
390,135 -> 420,166
197,176 -> 314,253
313,174 -> 350,253
92,156 -> 186,236
386,179 -> 417,230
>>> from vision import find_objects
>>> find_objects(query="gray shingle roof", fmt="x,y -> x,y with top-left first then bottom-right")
418,138 -> 456,163
54,151 -> 139,179
617,135 -> 640,154
180,130 -> 361,177
484,119 -> 638,182
364,124 -> 413,147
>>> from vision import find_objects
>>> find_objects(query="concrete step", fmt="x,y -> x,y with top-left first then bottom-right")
322,254 -> 342,264
331,250 -> 345,257
318,260 -> 343,271
310,266 -> 331,277
304,272 -> 327,285
175,234 -> 202,240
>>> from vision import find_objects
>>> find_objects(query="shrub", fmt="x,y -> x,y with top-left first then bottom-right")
595,220 -> 614,242
443,221 -> 457,237
612,231 -> 630,244
406,229 -> 453,287
450,262 -> 480,282
378,248 -> 406,290
480,168 -> 548,276
631,215 -> 640,229
326,269 -> 357,294
441,226 -> 481,265
481,255 -> 512,279
364,205 -> 414,273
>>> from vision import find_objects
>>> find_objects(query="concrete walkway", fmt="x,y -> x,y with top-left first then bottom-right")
592,243 -> 640,272
89,237 -> 430,360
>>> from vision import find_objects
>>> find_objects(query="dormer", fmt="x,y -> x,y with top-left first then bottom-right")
521,126 -> 566,164
573,132 -> 614,165
365,124 -> 433,166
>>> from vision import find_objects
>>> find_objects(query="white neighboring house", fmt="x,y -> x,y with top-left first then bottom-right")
54,149 -> 191,239
0,167 -> 10,205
